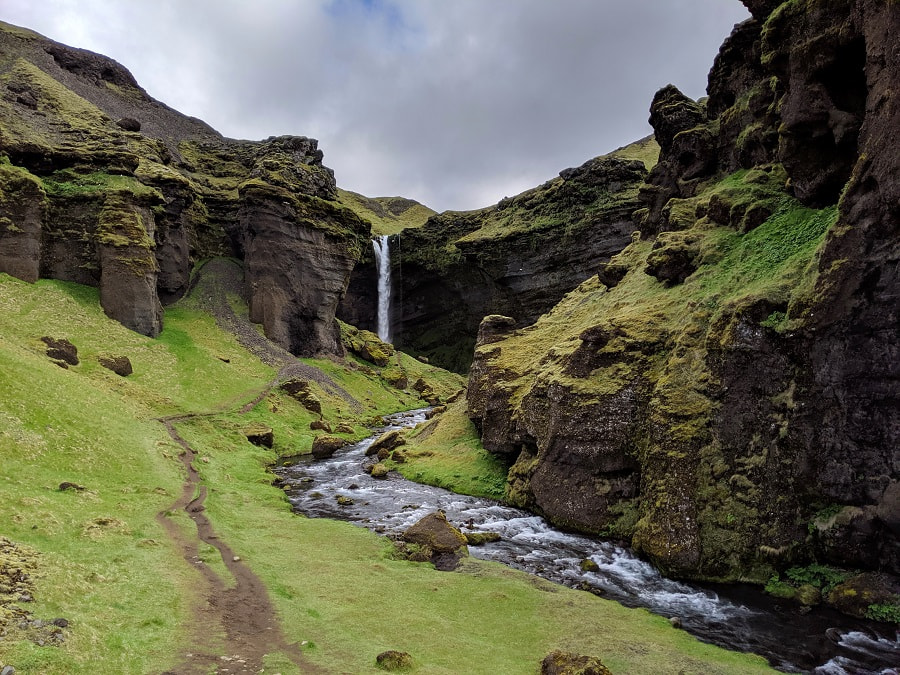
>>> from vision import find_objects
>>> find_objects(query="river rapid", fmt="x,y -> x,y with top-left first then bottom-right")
273,409 -> 900,675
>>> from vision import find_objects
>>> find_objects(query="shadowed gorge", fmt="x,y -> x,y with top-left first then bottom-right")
1,0 -> 899,672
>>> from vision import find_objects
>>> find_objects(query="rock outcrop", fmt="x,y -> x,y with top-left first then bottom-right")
338,143 -> 656,371
0,21 -> 367,354
467,0 -> 900,612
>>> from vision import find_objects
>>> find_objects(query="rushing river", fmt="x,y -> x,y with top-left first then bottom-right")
273,409 -> 900,674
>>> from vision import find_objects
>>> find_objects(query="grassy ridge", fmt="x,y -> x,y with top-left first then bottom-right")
0,273 -> 773,673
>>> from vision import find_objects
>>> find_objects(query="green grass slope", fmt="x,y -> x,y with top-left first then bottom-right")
0,272 -> 773,674
337,189 -> 436,236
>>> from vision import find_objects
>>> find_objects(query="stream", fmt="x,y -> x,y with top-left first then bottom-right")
273,409 -> 900,674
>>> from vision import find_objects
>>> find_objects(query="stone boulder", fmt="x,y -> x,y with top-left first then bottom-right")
477,315 -> 517,346
311,435 -> 347,459
369,463 -> 389,478
375,650 -> 413,671
98,355 -> 133,376
540,651 -> 612,675
41,337 -> 78,366
826,573 -> 900,619
244,425 -> 274,448
280,378 -> 322,414
366,430 -> 405,457
310,419 -> 332,432
402,511 -> 468,556
116,117 -> 141,131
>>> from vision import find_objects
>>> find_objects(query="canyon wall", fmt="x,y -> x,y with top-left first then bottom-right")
339,142 -> 656,371
0,22 -> 368,355
467,0 -> 899,608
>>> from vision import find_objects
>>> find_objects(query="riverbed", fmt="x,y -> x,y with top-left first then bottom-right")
273,409 -> 900,674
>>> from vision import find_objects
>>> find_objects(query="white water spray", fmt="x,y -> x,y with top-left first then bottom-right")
372,235 -> 392,343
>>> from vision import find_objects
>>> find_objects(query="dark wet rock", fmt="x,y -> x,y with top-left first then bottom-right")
98,355 -> 132,376
540,650 -> 613,675
58,482 -> 85,492
40,337 -> 78,366
369,463 -> 389,479
244,425 -> 274,448
579,559 -> 600,573
375,650 -> 413,671
366,430 -> 405,457
826,573 -> 900,619
464,532 -> 501,546
669,616 -> 684,629
311,435 -> 346,460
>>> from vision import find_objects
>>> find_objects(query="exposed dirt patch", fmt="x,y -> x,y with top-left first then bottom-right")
157,417 -> 321,674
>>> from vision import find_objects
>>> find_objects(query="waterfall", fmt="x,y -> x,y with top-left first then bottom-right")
372,235 -> 392,343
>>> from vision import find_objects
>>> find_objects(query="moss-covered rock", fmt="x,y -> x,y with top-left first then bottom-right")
311,435 -> 346,459
540,650 -> 613,675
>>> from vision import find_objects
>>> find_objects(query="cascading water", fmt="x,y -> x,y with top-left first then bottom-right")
372,235 -> 392,343
273,411 -> 900,675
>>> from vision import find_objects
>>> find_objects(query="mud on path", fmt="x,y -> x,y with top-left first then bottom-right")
157,414 -> 321,675
151,257 -> 365,672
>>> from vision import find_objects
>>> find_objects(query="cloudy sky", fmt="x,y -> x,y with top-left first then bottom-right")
3,1 -> 749,212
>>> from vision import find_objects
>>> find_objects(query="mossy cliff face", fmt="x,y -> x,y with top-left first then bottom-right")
0,21 -> 368,353
468,0 -> 899,593
340,151 -> 652,372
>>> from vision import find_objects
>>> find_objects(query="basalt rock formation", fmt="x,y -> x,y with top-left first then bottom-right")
339,139 -> 657,372
0,21 -> 368,355
467,0 -> 899,611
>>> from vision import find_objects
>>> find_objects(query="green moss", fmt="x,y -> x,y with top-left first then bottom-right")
865,602 -> 900,625
606,135 -> 661,170
337,189 -> 435,236
395,400 -> 507,500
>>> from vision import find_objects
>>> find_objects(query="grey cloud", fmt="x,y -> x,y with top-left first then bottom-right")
2,0 -> 749,211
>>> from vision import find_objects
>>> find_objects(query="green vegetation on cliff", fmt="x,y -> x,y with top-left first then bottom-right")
337,189 -> 435,236
469,164 -> 840,581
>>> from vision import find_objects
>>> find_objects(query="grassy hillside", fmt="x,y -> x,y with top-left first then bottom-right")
337,189 -> 436,236
0,270 -> 773,674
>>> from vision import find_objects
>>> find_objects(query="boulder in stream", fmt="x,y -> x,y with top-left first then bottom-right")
402,510 -> 468,570
366,430 -> 405,457
311,435 -> 347,459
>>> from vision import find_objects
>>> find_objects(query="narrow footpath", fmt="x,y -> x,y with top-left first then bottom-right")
156,410 -> 318,674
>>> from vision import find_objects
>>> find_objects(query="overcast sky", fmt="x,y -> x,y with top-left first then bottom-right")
3,1 -> 749,212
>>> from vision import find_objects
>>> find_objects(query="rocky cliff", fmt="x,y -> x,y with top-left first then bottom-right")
467,0 -> 899,612
339,137 -> 657,372
0,21 -> 368,355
